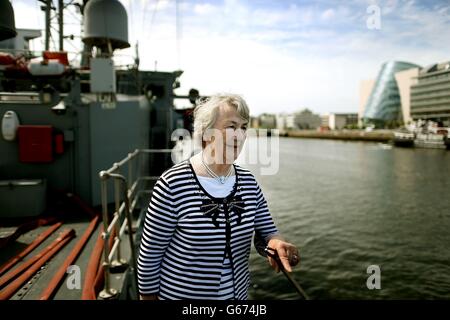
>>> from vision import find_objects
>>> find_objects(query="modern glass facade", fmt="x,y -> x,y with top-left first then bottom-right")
363,61 -> 420,127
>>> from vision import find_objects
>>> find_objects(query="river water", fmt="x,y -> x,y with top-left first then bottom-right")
242,137 -> 450,299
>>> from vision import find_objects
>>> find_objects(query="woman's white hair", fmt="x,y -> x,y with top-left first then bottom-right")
192,93 -> 250,150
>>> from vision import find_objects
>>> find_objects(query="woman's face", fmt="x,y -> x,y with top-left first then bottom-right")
205,103 -> 248,163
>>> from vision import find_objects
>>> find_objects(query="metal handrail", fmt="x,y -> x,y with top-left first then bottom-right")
97,148 -> 178,299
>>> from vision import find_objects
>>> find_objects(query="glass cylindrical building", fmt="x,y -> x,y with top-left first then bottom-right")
363,61 -> 420,127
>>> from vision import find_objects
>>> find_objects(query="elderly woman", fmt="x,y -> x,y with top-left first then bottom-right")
138,93 -> 299,300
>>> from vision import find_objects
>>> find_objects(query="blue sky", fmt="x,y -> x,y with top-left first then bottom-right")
11,0 -> 450,116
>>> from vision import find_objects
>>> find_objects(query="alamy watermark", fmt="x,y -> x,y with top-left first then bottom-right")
366,265 -> 381,290
171,128 -> 280,176
366,5 -> 381,30
66,265 -> 81,290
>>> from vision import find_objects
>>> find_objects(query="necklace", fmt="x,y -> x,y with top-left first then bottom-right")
201,152 -> 234,184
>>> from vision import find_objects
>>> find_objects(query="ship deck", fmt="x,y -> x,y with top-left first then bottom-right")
0,203 -> 145,300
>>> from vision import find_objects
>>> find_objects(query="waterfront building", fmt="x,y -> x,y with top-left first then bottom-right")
294,109 -> 321,129
258,113 -> 277,129
410,61 -> 450,126
358,79 -> 375,127
395,67 -> 420,125
276,113 -> 297,130
320,114 -> 330,129
323,113 -> 358,130
362,61 -> 421,128
250,116 -> 260,128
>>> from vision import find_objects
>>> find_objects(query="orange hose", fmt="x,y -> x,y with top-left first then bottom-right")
0,224 -> 66,289
0,229 -> 75,300
74,210 -> 120,300
0,217 -> 57,249
39,215 -> 99,300
81,225 -> 104,300
92,264 -> 105,299
0,222 -> 62,277
83,220 -> 117,300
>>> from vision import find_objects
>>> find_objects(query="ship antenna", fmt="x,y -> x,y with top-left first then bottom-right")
134,41 -> 140,69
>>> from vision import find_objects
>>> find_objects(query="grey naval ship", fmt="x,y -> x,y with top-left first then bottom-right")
0,0 -> 197,300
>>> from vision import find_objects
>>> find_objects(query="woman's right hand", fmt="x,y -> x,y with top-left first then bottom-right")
140,294 -> 159,300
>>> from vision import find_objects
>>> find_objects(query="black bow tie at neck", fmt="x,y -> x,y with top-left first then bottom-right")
200,194 -> 245,227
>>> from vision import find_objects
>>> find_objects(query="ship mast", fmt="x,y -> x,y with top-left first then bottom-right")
39,0 -> 64,51
43,0 -> 50,50
39,0 -> 83,52
58,0 -> 64,50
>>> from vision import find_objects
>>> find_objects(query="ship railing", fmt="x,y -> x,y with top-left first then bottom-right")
98,148 -> 179,299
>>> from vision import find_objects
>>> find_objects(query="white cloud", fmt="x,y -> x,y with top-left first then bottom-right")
112,0 -> 450,115
10,0 -> 450,116
321,8 -> 335,20
193,3 -> 217,15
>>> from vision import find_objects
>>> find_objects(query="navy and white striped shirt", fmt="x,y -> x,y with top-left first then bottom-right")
137,159 -> 278,300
